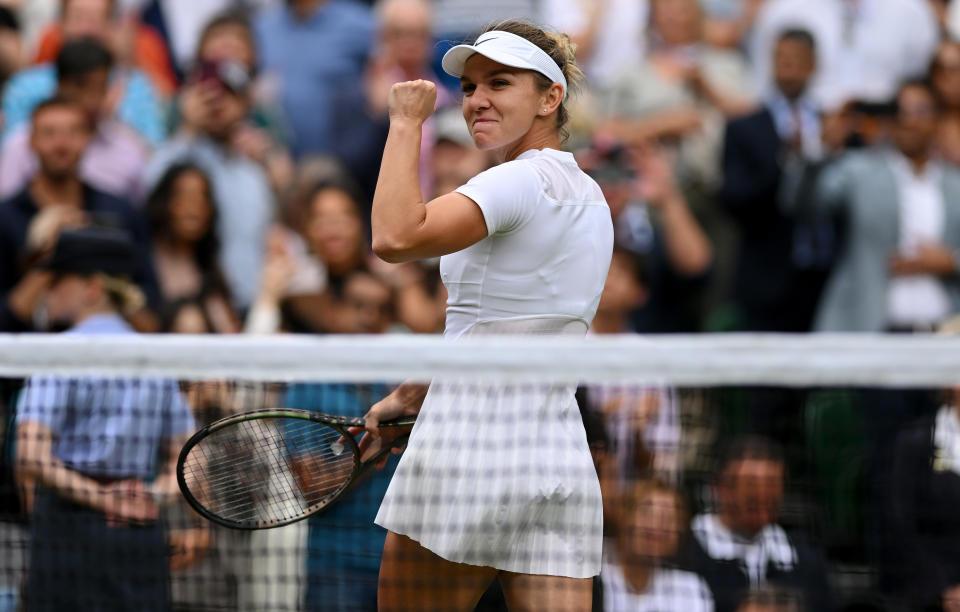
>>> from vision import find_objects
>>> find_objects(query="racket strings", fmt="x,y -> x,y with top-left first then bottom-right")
181,418 -> 356,526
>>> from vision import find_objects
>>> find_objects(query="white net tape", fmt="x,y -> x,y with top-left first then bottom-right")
2,333 -> 960,387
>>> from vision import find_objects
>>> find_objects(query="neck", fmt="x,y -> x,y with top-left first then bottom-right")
716,511 -> 759,540
903,149 -> 931,174
157,236 -> 195,258
29,174 -> 83,208
291,0 -> 324,19
615,536 -> 655,593
498,123 -> 561,164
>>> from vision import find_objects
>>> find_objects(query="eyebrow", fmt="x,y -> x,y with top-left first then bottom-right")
460,68 -> 522,84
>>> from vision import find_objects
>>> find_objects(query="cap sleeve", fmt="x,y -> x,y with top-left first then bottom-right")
455,160 -> 542,236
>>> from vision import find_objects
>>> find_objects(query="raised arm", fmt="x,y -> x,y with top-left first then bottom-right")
371,80 -> 487,263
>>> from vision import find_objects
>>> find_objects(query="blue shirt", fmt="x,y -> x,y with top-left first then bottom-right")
15,313 -> 194,478
284,382 -> 398,572
254,1 -> 374,157
1,65 -> 166,147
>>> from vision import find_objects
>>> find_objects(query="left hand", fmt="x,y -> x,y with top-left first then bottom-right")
889,243 -> 958,277
633,143 -> 681,207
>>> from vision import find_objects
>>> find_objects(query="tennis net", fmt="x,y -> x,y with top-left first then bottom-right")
0,333 -> 958,612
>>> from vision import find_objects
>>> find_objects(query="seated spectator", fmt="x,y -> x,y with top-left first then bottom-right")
175,12 -> 293,195
792,80 -> 960,332
145,163 -> 240,334
586,247 -> 683,483
886,360 -> 960,610
1,0 -> 165,145
597,480 -> 713,611
749,0 -> 938,107
31,0 -> 177,97
680,436 -> 831,612
143,55 -> 274,312
136,0 -> 236,75
721,29 -> 832,332
254,0 -> 374,157
583,142 -> 712,333
930,39 -> 960,166
600,0 -> 755,194
0,96 -> 159,332
333,0 -> 453,201
0,38 -> 148,202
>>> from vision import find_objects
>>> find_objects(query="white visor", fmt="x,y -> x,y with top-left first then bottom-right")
442,30 -> 568,99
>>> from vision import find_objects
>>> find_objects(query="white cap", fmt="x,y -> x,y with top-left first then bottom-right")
441,30 -> 568,99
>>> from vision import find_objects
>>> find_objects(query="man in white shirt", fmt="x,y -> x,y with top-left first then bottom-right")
749,0 -> 938,108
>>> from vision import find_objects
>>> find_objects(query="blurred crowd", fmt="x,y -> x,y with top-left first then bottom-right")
2,0 -> 960,611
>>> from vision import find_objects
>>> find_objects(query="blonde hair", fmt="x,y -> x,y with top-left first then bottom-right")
480,20 -> 586,143
97,274 -> 145,316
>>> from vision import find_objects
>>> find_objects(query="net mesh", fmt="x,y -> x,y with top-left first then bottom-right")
0,334 -> 958,611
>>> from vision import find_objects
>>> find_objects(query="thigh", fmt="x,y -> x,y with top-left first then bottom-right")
498,572 -> 592,612
378,531 -> 497,612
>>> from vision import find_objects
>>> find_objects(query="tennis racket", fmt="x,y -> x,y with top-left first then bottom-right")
176,409 -> 415,530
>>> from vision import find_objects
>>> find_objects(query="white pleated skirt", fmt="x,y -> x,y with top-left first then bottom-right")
374,318 -> 603,578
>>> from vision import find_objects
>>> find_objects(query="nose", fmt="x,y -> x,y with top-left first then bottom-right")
466,85 -> 491,113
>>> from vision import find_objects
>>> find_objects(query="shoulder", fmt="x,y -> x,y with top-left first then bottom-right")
727,108 -> 771,133
464,157 -> 543,192
652,568 -> 714,607
86,186 -> 138,216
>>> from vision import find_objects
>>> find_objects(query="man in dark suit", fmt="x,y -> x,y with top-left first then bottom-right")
721,29 -> 831,332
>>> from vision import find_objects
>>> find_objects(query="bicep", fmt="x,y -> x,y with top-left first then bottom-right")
376,192 -> 488,262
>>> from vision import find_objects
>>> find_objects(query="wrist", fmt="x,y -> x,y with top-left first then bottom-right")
389,116 -> 425,130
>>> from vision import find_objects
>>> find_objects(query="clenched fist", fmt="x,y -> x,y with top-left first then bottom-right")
388,80 -> 437,123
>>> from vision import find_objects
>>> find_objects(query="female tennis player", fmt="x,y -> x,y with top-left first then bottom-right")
364,20 -> 613,610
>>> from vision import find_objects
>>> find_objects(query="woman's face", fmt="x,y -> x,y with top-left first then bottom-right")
305,189 -> 365,272
168,170 -> 214,245
652,0 -> 701,47
623,489 -> 682,563
460,54 -> 545,152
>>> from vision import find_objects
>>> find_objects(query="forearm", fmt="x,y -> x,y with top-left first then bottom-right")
371,119 -> 427,259
18,449 -> 104,510
392,381 -> 429,415
657,194 -> 713,276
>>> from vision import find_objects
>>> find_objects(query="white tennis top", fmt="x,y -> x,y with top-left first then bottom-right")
443,148 -> 614,337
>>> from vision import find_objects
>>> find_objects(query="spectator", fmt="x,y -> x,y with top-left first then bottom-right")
721,29 -> 832,332
137,0 -> 238,75
930,39 -> 960,166
284,278 -> 399,609
0,96 -> 159,332
13,226 -> 194,611
795,80 -> 960,332
0,38 -> 148,202
143,55 -> 274,312
539,0 -> 649,92
597,480 -> 714,611
600,0 -> 755,192
680,436 -> 832,612
31,0 -> 178,97
583,142 -> 712,333
886,362 -> 960,610
254,0 -> 374,157
145,163 -> 240,334
749,0 -> 939,108
1,0 -> 165,145
333,0 -> 453,201
179,12 -> 293,195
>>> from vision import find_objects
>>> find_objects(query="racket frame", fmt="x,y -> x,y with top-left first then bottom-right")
176,408 -> 414,530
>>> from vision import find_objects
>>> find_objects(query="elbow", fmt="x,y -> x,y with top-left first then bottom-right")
372,236 -> 413,264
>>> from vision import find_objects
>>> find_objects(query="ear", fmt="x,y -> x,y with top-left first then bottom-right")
538,82 -> 564,117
